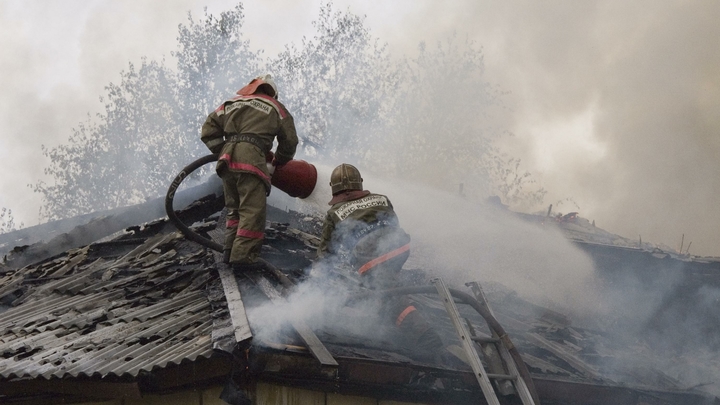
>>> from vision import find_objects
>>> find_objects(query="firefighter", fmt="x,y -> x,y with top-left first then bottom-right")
201,74 -> 298,269
317,164 -> 443,361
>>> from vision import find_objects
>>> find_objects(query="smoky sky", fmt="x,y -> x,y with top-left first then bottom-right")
3,1 -> 719,393
2,0 -> 720,256
404,0 -> 720,256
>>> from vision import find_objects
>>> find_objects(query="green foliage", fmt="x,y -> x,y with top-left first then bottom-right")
380,35 -> 499,190
33,5 -> 257,220
487,153 -> 547,209
33,60 -> 182,219
0,208 -> 23,234
32,1 -> 546,220
271,3 -> 395,159
174,4 -> 262,156
273,15 -> 546,206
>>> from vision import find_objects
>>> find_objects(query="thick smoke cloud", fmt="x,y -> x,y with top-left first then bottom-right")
3,0 -> 719,255
2,0 -> 719,394
392,0 -> 720,256
274,165 -> 720,395
0,0 -> 197,222
278,165 -> 604,319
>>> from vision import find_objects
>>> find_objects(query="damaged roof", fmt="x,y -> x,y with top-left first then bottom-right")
1,192 -> 718,404
0,228 -> 218,380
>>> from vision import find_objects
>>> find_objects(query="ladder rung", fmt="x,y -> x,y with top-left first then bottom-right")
433,278 -> 502,405
487,373 -> 517,381
472,336 -> 500,344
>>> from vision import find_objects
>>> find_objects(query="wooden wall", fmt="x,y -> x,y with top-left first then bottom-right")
76,383 -> 428,405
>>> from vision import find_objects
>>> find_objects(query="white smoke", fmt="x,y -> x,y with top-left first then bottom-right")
245,271 -> 391,348
267,164 -> 720,395
363,172 -> 605,318
267,165 -> 606,326
4,0 -> 718,395
295,163 -> 334,212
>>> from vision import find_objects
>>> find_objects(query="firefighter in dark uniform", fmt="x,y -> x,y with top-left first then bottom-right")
201,74 -> 298,268
317,164 -> 443,361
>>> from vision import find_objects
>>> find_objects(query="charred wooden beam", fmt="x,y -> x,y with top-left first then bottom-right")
0,379 -> 141,400
140,354 -> 232,392
526,333 -> 601,380
248,348 -> 717,405
207,227 -> 252,348
533,376 -> 716,405
253,276 -> 339,368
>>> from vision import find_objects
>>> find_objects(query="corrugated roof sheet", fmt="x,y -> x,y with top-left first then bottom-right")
1,200 -> 716,402
0,229 -> 218,379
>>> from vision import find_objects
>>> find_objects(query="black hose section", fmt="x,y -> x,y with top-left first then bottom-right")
165,155 -> 297,293
350,286 -> 541,405
167,156 -> 540,403
165,153 -> 223,252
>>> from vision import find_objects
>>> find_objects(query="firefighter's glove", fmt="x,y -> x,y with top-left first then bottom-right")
271,157 -> 290,167
209,143 -> 225,154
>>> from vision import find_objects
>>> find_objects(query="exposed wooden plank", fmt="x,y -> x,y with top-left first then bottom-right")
115,233 -> 179,267
217,262 -> 253,344
526,332 -> 601,380
208,228 -> 252,346
0,379 -> 141,399
50,246 -> 89,277
285,228 -> 322,248
259,340 -> 309,353
207,271 -> 235,352
521,352 -> 574,375
255,382 -> 326,405
255,276 -> 339,367
149,355 -> 233,391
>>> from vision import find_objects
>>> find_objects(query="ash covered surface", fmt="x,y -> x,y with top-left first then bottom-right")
0,195 -> 717,404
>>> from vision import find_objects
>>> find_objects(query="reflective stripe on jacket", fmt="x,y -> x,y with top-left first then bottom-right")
318,191 -> 410,275
201,94 -> 298,189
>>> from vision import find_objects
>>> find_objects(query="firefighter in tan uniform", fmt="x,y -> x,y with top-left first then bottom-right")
318,164 -> 443,361
201,74 -> 298,268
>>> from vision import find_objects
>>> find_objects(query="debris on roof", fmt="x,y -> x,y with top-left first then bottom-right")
1,193 -> 718,404
0,231 -> 218,380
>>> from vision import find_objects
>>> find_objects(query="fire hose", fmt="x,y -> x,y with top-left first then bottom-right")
166,152 -> 317,252
165,153 -> 224,252
350,286 -> 541,405
165,151 -> 317,250
166,157 -> 539,403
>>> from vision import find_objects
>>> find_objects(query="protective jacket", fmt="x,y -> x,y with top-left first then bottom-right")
201,93 -> 298,191
317,190 -> 442,360
318,191 -> 411,282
